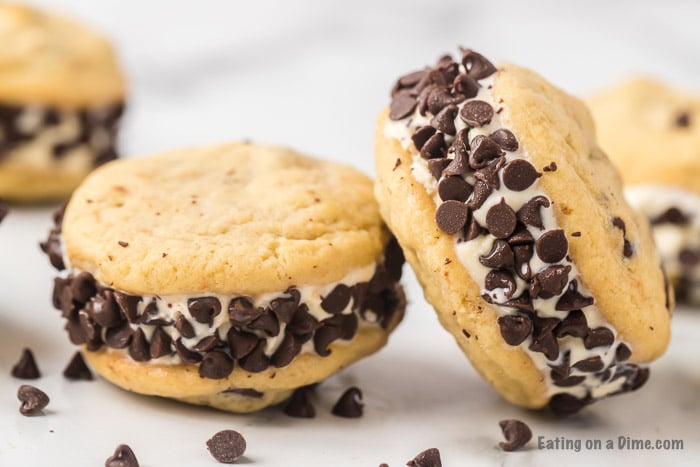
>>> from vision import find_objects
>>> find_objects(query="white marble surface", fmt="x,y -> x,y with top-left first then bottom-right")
1,1 -> 699,465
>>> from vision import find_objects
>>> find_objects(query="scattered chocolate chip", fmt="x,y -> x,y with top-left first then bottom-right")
389,93 -> 417,120
498,314 -> 533,345
490,129 -> 518,151
542,162 -> 557,172
517,196 -> 550,229
615,343 -> 632,362
572,356 -> 604,372
411,126 -> 436,151
428,158 -> 452,180
623,240 -> 634,258
555,280 -> 594,311
284,387 -> 316,418
438,176 -> 472,202
200,351 -> 234,379
554,309 -> 588,338
407,447 -> 442,467
486,198 -> 517,239
105,444 -> 140,467
11,348 -> 41,379
584,327 -> 615,349
430,104 -> 458,135
461,49 -> 497,80
652,207 -> 689,225
332,387 -> 364,418
206,430 -> 247,464
188,296 -> 222,326
571,231 -> 581,237
469,135 -> 502,169
17,384 -> 49,416
535,229 -> 568,263
63,352 -> 93,380
529,265 -> 571,299
460,100 -> 493,127
502,159 -> 540,191
498,419 -> 532,451
674,111 -> 691,128
435,200 -> 469,234
321,284 -> 352,314
479,239 -> 514,269
118,241 -> 129,248
612,216 -> 626,233
485,270 -> 516,298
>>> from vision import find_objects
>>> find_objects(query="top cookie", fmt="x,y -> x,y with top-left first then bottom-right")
63,142 -> 388,295
0,4 -> 125,107
587,78 -> 700,196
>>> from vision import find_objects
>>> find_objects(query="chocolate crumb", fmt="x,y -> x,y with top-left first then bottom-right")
332,387 -> 364,418
17,384 -> 49,416
206,430 -> 247,464
542,162 -> 557,172
571,231 -> 581,237
284,386 -> 316,418
393,158 -> 402,170
498,419 -> 532,451
118,241 -> 129,248
105,444 -> 140,467
11,348 -> 41,379
407,447 -> 442,467
63,351 -> 93,380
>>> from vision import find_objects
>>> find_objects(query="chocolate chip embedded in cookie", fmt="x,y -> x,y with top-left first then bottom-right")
0,4 -> 126,202
588,78 -> 700,304
42,142 -> 405,413
375,48 -> 670,414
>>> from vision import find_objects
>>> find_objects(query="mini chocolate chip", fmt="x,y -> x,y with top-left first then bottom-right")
63,352 -> 93,380
529,316 -> 560,361
269,288 -> 301,324
332,387 -> 364,418
407,447 -> 442,467
535,229 -> 568,263
248,310 -> 280,336
71,271 -> 97,304
438,176 -> 472,202
652,207 -> 689,225
239,340 -> 269,373
149,327 -> 173,359
474,156 -> 505,189
513,244 -> 533,280
542,162 -> 557,172
502,160 -> 540,191
193,335 -> 220,352
466,180 -> 492,210
284,387 -> 316,418
460,100 -> 493,127
430,104 -> 458,135
287,304 -> 319,336
105,322 -> 133,348
552,375 -> 586,387
427,87 -> 463,115
464,215 -> 486,241
612,216 -> 626,233
271,333 -> 301,368
555,280 -> 594,311
498,314 -> 533,345
11,348 -> 41,379
469,135 -> 502,169
549,393 -> 592,416
206,430 -> 246,464
229,297 -> 263,325
118,241 -> 129,247
411,126 -> 436,151
674,111 -> 691,128
549,352 -> 571,381
385,237 -> 405,282
490,129 -> 518,151
128,329 -> 150,362
420,132 -> 446,159
389,92 -> 417,120
17,384 -> 49,416
498,419 -> 532,451
188,296 -> 221,326
105,444 -> 140,467
479,239 -> 515,269
79,310 -> 101,344
615,343 -> 632,362
453,74 -> 479,98
529,265 -> 571,299
507,225 -> 534,245
395,69 -> 428,92
584,327 -> 615,349
625,367 -> 650,391
435,200 -> 469,234
442,146 -> 470,177
571,231 -> 581,237
572,356 -> 604,372
174,339 -> 203,364
623,240 -> 634,258
65,318 -> 88,346
175,316 -> 196,339
427,158 -> 452,180
200,351 -> 234,379
517,196 -> 550,229
554,309 -> 588,338
114,292 -> 141,323
89,290 -> 122,327
486,198 -> 517,239
40,231 -> 65,271
321,284 -> 352,314
679,248 -> 699,267
461,49 -> 497,80
485,270 -> 516,298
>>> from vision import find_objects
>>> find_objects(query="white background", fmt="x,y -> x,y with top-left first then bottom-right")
1,1 -> 698,466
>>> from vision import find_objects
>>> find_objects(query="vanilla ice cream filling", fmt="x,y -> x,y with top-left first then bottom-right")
386,71 -> 641,402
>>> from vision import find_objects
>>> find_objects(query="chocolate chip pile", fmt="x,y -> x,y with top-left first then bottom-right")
389,49 -> 648,414
42,211 -> 405,380
0,102 -> 124,166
